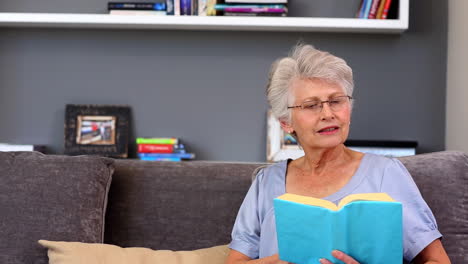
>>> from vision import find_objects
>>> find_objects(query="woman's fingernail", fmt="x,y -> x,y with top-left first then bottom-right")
319,258 -> 325,264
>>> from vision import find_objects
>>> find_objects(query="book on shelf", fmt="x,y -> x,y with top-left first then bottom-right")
368,0 -> 381,19
166,0 -> 175,14
358,0 -> 396,19
274,192 -> 402,264
224,0 -> 287,3
180,0 -> 200,15
108,2 -> 167,10
363,0 -> 373,18
376,0 -> 387,18
137,143 -> 186,153
109,10 -> 166,15
178,0 -> 218,16
205,0 -> 219,15
140,156 -> 182,161
138,152 -> 195,160
223,12 -> 286,17
136,137 -> 179,145
381,0 -> 395,19
198,0 -> 208,15
223,7 -> 286,13
214,4 -> 286,10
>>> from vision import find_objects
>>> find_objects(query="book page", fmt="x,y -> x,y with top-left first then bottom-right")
337,193 -> 396,209
276,193 -> 338,211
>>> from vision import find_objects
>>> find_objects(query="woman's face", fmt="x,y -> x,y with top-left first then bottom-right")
283,78 -> 352,151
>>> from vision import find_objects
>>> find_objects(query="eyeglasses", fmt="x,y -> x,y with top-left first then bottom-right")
287,95 -> 353,113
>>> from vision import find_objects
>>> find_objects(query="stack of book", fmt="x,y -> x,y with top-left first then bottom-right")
357,0 -> 395,19
136,137 -> 195,161
215,0 -> 287,17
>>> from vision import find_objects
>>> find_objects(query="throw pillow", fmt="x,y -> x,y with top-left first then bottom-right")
0,152 -> 114,264
38,240 -> 229,264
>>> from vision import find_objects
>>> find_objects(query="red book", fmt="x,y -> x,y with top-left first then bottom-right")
138,144 -> 174,153
381,0 -> 392,19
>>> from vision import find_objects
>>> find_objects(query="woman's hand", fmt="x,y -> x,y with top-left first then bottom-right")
319,250 -> 360,264
269,254 -> 294,264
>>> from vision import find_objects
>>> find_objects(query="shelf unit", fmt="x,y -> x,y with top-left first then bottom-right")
0,0 -> 408,33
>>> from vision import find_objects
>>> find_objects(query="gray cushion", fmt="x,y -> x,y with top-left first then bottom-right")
0,152 -> 114,264
399,151 -> 468,263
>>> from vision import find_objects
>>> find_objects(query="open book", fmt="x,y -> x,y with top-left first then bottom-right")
274,193 -> 403,264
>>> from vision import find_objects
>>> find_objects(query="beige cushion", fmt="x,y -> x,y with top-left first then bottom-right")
38,240 -> 229,264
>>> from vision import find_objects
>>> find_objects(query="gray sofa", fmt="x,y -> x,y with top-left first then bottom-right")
0,151 -> 467,263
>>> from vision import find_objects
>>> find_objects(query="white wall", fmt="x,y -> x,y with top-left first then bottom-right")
446,1 -> 468,153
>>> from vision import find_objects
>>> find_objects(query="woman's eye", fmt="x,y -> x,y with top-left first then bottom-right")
305,103 -> 319,109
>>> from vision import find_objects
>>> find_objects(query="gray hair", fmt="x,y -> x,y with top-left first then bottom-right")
266,44 -> 354,122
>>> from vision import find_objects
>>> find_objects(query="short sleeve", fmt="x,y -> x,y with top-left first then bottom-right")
380,158 -> 442,262
228,169 -> 264,259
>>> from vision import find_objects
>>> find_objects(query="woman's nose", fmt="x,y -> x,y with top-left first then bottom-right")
320,103 -> 335,120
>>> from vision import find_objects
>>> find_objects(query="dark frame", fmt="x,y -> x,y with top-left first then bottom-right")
65,104 -> 130,158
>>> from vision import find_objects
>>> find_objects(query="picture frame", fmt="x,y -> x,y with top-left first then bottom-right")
64,104 -> 131,158
266,110 -> 304,162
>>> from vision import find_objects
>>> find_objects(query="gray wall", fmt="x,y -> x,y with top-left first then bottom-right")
0,0 -> 447,161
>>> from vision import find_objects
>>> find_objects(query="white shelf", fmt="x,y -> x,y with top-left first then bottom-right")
0,0 -> 408,33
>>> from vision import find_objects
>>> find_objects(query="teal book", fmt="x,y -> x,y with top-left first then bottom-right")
274,193 -> 402,264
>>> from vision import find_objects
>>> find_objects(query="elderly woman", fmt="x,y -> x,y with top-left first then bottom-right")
225,44 -> 450,264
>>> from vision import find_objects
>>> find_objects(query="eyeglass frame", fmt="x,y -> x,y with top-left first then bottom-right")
287,95 -> 353,112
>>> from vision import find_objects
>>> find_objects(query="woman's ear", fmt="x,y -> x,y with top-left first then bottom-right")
279,119 -> 294,134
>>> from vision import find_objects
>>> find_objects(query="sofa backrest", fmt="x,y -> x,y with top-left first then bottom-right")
105,151 -> 468,263
399,151 -> 468,263
104,160 -> 264,250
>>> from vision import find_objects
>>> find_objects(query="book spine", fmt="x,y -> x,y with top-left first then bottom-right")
363,0 -> 373,19
376,0 -> 386,18
225,0 -> 287,3
223,7 -> 286,13
381,0 -> 392,19
108,2 -> 167,10
138,152 -> 195,159
140,156 -> 181,161
198,0 -> 208,16
180,0 -> 192,15
368,0 -> 380,19
109,10 -> 167,15
138,144 -> 175,153
223,12 -> 286,16
166,0 -> 175,14
174,0 -> 180,15
214,4 -> 286,10
358,0 -> 367,18
136,137 -> 178,144
192,0 -> 198,15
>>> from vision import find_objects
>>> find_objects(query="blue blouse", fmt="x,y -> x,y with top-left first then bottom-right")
229,154 -> 442,262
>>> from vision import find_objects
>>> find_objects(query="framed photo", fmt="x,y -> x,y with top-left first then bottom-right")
65,104 -> 131,158
266,110 -> 304,162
